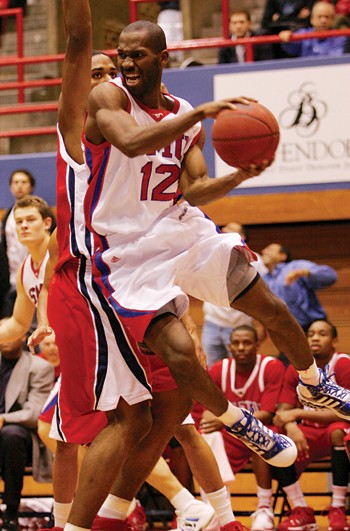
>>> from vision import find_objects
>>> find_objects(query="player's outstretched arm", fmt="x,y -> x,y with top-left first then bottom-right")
27,229 -> 58,352
59,0 -> 92,163
86,88 -> 249,156
0,268 -> 35,342
179,143 -> 271,206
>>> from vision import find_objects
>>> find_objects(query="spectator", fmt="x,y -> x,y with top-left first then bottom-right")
157,1 -> 184,64
279,1 -> 348,57
198,325 -> 286,531
202,222 -> 267,368
272,319 -> 350,531
0,318 -> 54,531
38,331 -> 60,381
0,169 -> 35,317
261,0 -> 314,34
218,9 -> 273,64
261,242 -> 337,332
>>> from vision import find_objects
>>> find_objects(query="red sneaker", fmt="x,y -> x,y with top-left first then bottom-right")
127,500 -> 147,531
92,516 -> 128,531
220,522 -> 250,531
327,506 -> 349,531
277,507 -> 317,530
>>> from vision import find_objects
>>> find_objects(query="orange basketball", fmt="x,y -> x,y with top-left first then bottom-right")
212,102 -> 280,168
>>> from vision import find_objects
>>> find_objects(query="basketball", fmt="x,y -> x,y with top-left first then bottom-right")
212,102 -> 280,168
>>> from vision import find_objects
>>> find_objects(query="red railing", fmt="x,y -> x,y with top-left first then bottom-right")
1,4 -> 350,140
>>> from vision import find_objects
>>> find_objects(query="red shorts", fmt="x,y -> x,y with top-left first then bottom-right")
47,258 -> 152,444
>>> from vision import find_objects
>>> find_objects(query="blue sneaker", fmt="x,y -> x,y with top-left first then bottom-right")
297,366 -> 350,420
225,408 -> 297,467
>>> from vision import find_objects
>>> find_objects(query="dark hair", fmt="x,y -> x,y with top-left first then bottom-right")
308,319 -> 338,339
9,168 -> 36,189
231,9 -> 251,22
279,244 -> 292,262
230,324 -> 258,342
120,20 -> 167,53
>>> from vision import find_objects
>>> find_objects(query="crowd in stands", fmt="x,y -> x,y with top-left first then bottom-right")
0,2 -> 349,531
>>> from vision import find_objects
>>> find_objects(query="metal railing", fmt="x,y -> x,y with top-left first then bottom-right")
0,4 -> 349,140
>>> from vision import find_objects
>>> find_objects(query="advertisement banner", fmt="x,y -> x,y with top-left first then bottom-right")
213,63 -> 350,188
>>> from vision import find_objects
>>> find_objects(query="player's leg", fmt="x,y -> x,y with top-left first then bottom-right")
67,398 -> 152,529
328,425 -> 350,531
93,387 -> 192,528
250,454 -> 274,531
144,313 -> 296,468
175,424 -> 236,528
231,275 -> 350,419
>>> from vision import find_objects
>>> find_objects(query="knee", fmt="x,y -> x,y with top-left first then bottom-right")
331,429 -> 345,446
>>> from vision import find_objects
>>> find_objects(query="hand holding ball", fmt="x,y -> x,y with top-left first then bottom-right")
212,102 -> 280,168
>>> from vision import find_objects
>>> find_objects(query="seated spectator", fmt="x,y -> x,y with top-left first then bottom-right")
197,325 -> 286,531
262,242 -> 337,332
278,1 -> 348,57
218,9 -> 273,64
261,0 -> 314,34
202,222 -> 267,368
272,319 -> 350,531
157,1 -> 184,64
0,169 -> 35,317
0,319 -> 54,531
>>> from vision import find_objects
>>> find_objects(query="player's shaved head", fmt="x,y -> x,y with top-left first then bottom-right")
120,20 -> 167,53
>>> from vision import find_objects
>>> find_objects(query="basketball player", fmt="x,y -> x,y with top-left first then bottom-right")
81,18 -> 349,477
0,195 -> 52,344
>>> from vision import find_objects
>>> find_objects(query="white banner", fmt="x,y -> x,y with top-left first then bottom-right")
213,64 -> 350,187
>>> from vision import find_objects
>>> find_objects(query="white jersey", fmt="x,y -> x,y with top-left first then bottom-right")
21,251 -> 49,306
83,77 -> 202,237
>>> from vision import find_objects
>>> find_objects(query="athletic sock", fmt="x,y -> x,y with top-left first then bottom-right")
97,494 -> 130,519
297,360 -> 319,386
282,481 -> 307,508
54,501 -> 73,528
206,486 -> 235,525
170,488 -> 195,511
218,402 -> 243,426
257,486 -> 273,509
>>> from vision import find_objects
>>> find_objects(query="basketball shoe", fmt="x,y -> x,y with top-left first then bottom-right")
127,500 -> 147,531
176,500 -> 218,531
220,522 -> 250,531
225,408 -> 297,467
277,507 -> 317,530
91,516 -> 128,531
327,506 -> 349,531
250,506 -> 275,530
297,367 -> 350,420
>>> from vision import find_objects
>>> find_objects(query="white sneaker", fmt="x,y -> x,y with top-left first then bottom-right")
251,507 -> 275,531
176,500 -> 219,531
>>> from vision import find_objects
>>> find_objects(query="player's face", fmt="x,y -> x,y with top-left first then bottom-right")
261,243 -> 284,266
230,14 -> 251,38
117,30 -> 164,98
228,330 -> 258,368
91,54 -> 118,89
10,172 -> 33,200
307,320 -> 336,358
14,206 -> 51,245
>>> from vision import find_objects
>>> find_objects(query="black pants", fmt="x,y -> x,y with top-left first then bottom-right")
0,424 -> 32,513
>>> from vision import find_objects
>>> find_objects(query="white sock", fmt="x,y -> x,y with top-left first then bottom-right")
206,486 -> 235,525
298,360 -> 319,386
170,488 -> 195,511
126,498 -> 137,516
54,501 -> 73,529
64,525 -> 89,531
257,486 -> 272,509
283,481 -> 307,508
97,494 -> 131,519
218,402 -> 243,427
331,485 -> 348,507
